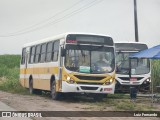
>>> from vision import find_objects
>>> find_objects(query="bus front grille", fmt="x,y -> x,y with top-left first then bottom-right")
77,82 -> 103,85
80,86 -> 98,90
118,77 -> 144,81
75,75 -> 105,81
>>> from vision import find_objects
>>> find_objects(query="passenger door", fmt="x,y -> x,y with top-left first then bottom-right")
24,48 -> 30,87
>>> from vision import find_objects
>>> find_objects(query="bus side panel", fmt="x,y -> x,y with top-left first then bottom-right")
20,66 -> 25,87
33,78 -> 50,91
20,67 -> 29,88
30,66 -> 59,91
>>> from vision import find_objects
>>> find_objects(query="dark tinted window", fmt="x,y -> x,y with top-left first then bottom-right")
35,45 -> 41,63
21,48 -> 26,64
30,46 -> 35,63
40,43 -> 46,62
46,42 -> 53,62
53,40 -> 60,61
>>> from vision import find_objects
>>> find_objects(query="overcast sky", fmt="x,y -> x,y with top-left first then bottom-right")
0,0 -> 160,54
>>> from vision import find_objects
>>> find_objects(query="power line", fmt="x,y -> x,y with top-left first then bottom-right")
0,0 -> 103,37
0,0 -> 83,36
46,0 -> 103,27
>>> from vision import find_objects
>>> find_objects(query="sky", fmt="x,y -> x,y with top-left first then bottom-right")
0,0 -> 160,54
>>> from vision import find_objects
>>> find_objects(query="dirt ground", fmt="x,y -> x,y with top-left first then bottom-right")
0,91 -> 159,120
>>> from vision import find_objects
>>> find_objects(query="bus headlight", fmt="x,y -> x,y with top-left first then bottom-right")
146,79 -> 149,82
146,78 -> 151,83
67,76 -> 71,80
110,79 -> 113,83
66,76 -> 75,84
105,79 -> 112,85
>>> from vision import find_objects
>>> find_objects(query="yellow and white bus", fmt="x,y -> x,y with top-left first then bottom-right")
20,33 -> 116,100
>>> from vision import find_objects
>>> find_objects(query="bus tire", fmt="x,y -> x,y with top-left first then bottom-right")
29,78 -> 34,94
51,80 -> 60,100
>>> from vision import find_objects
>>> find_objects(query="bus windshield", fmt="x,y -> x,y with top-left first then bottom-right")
116,52 -> 150,75
65,44 -> 115,74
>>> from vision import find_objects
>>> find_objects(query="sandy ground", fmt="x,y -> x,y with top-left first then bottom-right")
0,91 -> 159,120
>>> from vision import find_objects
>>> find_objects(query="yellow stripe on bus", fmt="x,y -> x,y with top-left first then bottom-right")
19,78 -> 61,92
20,67 -> 59,74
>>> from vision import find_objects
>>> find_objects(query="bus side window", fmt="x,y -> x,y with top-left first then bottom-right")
40,43 -> 47,63
29,46 -> 35,64
53,40 -> 60,61
21,48 -> 26,64
35,45 -> 41,63
46,42 -> 53,62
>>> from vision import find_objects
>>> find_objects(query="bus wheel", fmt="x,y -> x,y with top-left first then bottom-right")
51,80 -> 60,100
29,79 -> 34,94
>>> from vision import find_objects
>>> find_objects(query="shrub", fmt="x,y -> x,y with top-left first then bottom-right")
151,60 -> 160,92
0,55 -> 28,94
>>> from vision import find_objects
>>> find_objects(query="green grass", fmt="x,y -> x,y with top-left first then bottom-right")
0,55 -> 29,94
0,55 -> 20,78
0,55 -> 20,68
84,96 -> 157,111
0,78 -> 29,94
151,60 -> 160,92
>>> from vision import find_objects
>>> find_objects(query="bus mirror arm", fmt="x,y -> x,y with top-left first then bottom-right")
61,48 -> 66,57
129,68 -> 131,78
129,58 -> 131,78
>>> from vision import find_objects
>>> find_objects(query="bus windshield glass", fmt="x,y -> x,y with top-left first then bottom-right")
116,52 -> 150,75
65,44 -> 115,74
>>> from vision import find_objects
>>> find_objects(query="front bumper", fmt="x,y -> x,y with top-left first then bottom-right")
61,81 -> 115,94
115,81 -> 150,92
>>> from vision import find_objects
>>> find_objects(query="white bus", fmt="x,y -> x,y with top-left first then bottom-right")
20,33 -> 116,100
115,42 -> 151,93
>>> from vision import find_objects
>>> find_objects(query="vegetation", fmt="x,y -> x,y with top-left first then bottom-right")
73,94 -> 157,111
0,55 -> 29,94
151,60 -> 160,92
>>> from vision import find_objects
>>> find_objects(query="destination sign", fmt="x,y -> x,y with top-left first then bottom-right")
66,34 -> 113,46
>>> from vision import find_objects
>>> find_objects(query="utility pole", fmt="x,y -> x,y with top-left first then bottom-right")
134,0 -> 139,42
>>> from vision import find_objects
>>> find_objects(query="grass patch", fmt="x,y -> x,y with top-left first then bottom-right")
108,93 -> 129,99
115,100 -> 135,110
0,78 -> 29,94
0,55 -> 29,94
84,96 -> 158,111
152,60 -> 160,92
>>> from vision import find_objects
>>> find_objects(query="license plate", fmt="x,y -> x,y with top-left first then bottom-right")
104,88 -> 112,91
130,77 -> 137,81
130,77 -> 137,84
